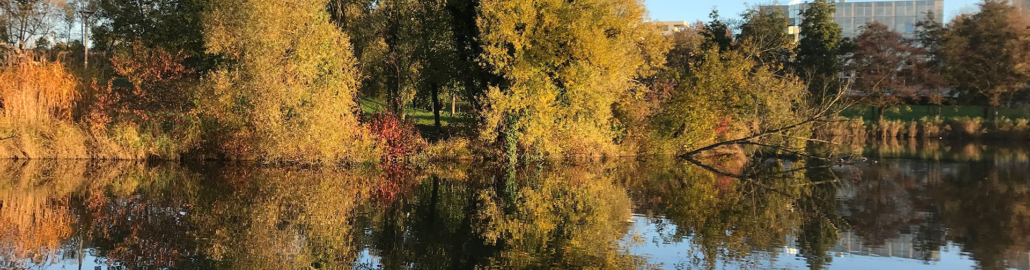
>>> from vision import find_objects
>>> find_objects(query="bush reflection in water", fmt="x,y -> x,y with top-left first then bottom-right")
2,142 -> 1030,269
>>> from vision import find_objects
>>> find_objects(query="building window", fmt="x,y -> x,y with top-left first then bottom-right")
875,3 -> 894,16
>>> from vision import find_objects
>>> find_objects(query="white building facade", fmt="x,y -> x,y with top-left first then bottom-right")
771,0 -> 945,39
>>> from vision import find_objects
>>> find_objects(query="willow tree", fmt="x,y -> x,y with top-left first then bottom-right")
477,0 -> 668,158
201,0 -> 375,162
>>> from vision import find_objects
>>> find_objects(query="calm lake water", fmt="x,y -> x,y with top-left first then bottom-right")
2,141 -> 1030,270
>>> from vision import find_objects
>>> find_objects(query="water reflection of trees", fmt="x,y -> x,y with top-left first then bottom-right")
0,161 -> 378,269
620,156 -> 845,270
2,152 -> 1030,270
356,163 -> 651,269
0,161 -> 654,269
834,156 -> 1030,270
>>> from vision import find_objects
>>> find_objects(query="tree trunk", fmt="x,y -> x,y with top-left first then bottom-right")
450,93 -> 455,117
432,83 -> 442,131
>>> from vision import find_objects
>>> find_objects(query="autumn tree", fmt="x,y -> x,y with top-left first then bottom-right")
664,23 -> 706,72
942,0 -> 1030,117
795,0 -> 844,102
653,48 -> 808,155
200,0 -> 376,162
847,22 -> 923,120
476,0 -> 668,158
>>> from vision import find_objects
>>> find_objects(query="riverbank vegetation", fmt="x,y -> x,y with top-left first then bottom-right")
1,0 -> 1028,163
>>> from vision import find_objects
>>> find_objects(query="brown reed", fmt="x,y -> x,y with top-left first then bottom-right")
0,52 -> 79,123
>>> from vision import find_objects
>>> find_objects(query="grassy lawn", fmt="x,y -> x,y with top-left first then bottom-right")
840,104 -> 1030,121
358,97 -> 471,137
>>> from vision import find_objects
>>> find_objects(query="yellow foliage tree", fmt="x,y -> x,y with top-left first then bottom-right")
653,48 -> 808,154
476,0 -> 668,158
201,0 -> 376,162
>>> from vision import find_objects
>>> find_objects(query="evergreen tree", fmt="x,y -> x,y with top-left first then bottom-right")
702,10 -> 733,53
795,0 -> 844,102
915,12 -> 945,66
913,11 -> 948,108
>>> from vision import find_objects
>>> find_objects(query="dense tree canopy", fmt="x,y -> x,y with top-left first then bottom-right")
653,47 -> 808,154
702,10 -> 733,53
91,0 -> 207,61
200,0 -> 375,162
942,0 -> 1030,111
737,6 -> 795,69
476,0 -> 668,158
8,0 -> 1030,162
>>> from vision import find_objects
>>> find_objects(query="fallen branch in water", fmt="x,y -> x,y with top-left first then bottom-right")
679,83 -> 850,160
0,135 -> 14,141
681,156 -> 796,197
677,83 -> 855,193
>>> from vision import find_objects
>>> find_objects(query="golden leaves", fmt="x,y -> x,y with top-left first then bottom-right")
201,0 -> 374,162
477,0 -> 667,158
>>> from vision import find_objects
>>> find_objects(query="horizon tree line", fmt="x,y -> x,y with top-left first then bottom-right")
0,0 -> 1028,162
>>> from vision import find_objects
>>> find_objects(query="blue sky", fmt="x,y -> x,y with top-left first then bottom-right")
644,0 -> 983,24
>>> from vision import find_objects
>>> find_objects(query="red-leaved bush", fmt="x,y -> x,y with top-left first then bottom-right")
109,41 -> 196,117
366,113 -> 425,163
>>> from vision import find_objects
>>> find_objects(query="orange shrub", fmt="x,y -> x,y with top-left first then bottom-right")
0,53 -> 79,122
